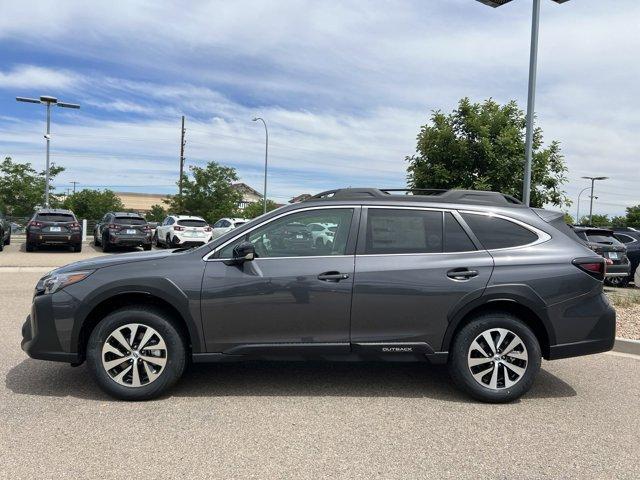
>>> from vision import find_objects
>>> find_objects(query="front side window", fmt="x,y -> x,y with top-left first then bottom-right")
365,209 -> 443,254
218,208 -> 354,259
461,213 -> 538,250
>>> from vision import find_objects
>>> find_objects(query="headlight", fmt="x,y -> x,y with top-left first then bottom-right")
37,270 -> 94,295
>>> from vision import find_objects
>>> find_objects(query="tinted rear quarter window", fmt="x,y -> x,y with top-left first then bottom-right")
461,213 -> 538,250
365,209 -> 442,254
36,213 -> 75,222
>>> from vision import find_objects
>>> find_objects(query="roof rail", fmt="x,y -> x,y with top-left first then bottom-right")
306,188 -> 524,207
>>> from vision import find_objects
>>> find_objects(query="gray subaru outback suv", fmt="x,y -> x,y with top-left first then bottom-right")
22,188 -> 615,402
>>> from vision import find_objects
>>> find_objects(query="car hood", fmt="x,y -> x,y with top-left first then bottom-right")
54,249 -> 177,274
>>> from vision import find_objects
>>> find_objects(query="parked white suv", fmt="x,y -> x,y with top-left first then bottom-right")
154,215 -> 212,248
307,222 -> 336,248
211,217 -> 248,239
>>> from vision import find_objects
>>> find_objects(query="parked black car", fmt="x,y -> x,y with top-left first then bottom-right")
0,210 -> 11,251
94,212 -> 152,252
25,209 -> 82,252
572,226 -> 631,286
22,188 -> 615,403
612,228 -> 640,287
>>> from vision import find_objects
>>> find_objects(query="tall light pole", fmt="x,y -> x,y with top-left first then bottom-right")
575,186 -> 591,224
252,117 -> 269,214
581,176 -> 608,225
16,95 -> 80,207
475,0 -> 571,206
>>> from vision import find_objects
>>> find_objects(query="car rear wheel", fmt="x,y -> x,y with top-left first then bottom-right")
25,242 -> 35,252
448,313 -> 541,403
73,243 -> 82,253
167,234 -> 173,248
153,232 -> 161,248
4,232 -> 10,246
87,307 -> 186,400
605,276 -> 629,288
143,243 -> 152,251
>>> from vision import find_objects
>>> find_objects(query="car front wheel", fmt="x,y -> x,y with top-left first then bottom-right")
87,307 -> 186,400
448,313 -> 541,403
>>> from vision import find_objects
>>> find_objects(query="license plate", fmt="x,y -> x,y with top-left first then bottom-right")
296,234 -> 303,239
608,252 -> 619,260
50,226 -> 61,232
126,229 -> 136,234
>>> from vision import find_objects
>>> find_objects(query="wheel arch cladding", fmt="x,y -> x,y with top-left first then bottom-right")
75,291 -> 199,360
443,292 -> 553,358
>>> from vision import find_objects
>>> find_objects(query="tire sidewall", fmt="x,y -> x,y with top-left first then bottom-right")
449,313 -> 541,403
87,308 -> 186,401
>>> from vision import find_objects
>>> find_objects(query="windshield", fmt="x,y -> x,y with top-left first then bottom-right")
114,216 -> 146,225
178,219 -> 208,227
36,213 -> 75,222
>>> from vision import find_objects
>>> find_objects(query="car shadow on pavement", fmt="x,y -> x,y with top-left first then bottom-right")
5,358 -> 576,403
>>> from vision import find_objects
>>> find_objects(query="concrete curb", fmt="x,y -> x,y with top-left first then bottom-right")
613,338 -> 640,356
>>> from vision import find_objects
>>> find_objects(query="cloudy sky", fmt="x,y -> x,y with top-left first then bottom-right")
0,0 -> 638,216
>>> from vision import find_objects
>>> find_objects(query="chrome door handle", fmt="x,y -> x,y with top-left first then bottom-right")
318,271 -> 350,282
446,269 -> 479,281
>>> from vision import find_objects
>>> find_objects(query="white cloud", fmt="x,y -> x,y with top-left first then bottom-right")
0,65 -> 79,90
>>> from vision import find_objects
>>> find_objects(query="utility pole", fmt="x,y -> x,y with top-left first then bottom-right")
179,115 -> 186,209
70,181 -> 78,195
252,117 -> 269,214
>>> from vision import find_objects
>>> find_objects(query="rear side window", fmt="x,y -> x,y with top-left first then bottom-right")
114,216 -> 146,225
365,209 -> 442,254
461,213 -> 538,250
444,213 -> 476,252
178,219 -> 207,227
615,234 -> 636,244
36,213 -> 75,222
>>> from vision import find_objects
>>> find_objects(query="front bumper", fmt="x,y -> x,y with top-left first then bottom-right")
21,291 -> 82,364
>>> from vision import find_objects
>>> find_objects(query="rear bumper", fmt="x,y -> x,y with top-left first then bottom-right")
110,235 -> 151,246
605,263 -> 631,277
29,232 -> 81,245
546,291 -> 616,360
172,234 -> 211,246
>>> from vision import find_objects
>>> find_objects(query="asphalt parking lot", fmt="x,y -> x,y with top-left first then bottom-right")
1,242 -> 639,479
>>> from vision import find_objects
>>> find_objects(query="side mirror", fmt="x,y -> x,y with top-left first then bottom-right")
225,241 -> 255,265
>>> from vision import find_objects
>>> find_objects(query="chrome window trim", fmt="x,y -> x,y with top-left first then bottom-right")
458,210 -> 551,251
203,205 -> 358,262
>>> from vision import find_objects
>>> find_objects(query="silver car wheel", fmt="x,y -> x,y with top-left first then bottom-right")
101,323 -> 168,388
467,328 -> 528,390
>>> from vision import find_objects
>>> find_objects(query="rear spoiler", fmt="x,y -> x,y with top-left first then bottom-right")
532,208 -> 564,223
532,208 -> 587,245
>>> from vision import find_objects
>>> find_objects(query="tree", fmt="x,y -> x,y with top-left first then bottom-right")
625,205 -> 640,228
407,98 -> 569,208
242,200 -> 279,219
579,214 -> 610,227
563,212 -> 575,225
0,156 -> 64,217
62,189 -> 124,220
610,216 -> 627,228
146,204 -> 167,222
164,161 -> 242,223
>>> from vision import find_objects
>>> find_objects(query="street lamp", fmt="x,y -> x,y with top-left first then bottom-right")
575,186 -> 590,224
475,0 -> 571,206
16,95 -> 80,207
581,176 -> 608,225
252,117 -> 269,214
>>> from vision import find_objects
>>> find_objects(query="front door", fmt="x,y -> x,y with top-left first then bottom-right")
350,207 -> 494,353
201,207 -> 359,355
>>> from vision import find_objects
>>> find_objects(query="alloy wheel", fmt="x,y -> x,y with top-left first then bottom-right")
101,323 -> 168,387
467,328 -> 528,390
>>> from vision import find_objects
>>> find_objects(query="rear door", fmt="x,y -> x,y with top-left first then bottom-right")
350,207 -> 494,354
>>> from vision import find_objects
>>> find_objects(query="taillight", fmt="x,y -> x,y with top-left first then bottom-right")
174,226 -> 185,231
572,258 -> 606,281
108,223 -> 120,230
204,227 -> 212,232
142,225 -> 151,231
69,222 -> 81,230
28,221 -> 44,228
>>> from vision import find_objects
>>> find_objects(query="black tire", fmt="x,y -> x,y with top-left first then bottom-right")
153,232 -> 161,248
605,276 -> 630,288
86,306 -> 186,401
166,234 -> 173,248
0,236 -> 3,251
5,232 -> 10,246
25,242 -> 35,252
73,243 -> 82,253
102,233 -> 111,252
143,243 -> 152,251
448,312 -> 541,403
94,231 -> 101,246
